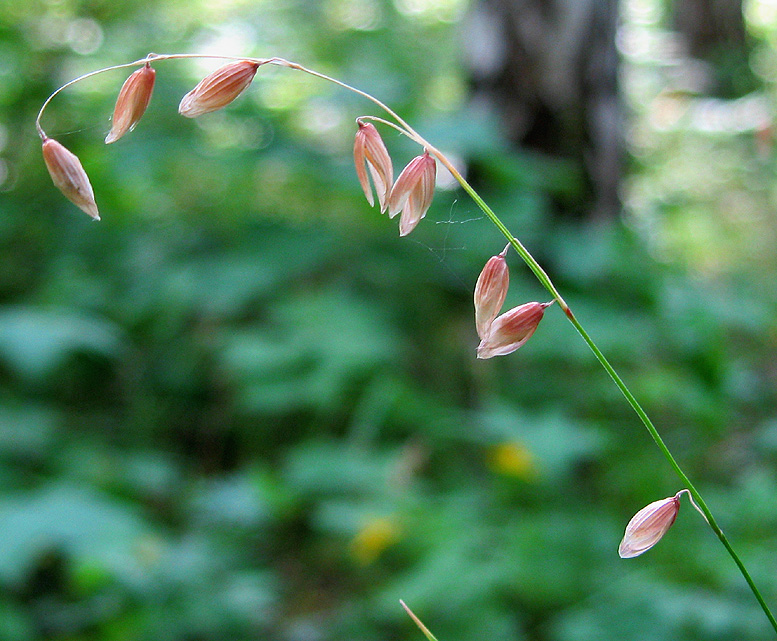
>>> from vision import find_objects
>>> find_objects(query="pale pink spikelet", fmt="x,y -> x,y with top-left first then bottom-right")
618,493 -> 682,558
42,138 -> 99,220
474,243 -> 510,340
388,151 -> 436,236
179,60 -> 260,118
354,122 -> 393,212
476,301 -> 551,359
105,63 -> 156,143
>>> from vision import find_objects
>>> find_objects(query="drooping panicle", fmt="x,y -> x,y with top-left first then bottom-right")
476,301 -> 550,359
353,121 -> 393,212
618,493 -> 682,558
388,151 -> 436,236
178,60 -> 260,118
105,62 -> 156,143
474,243 -> 510,340
42,137 -> 99,220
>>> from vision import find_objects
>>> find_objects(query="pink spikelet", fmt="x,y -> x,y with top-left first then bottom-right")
179,60 -> 260,118
353,122 -> 393,213
42,138 -> 100,220
388,151 -> 436,236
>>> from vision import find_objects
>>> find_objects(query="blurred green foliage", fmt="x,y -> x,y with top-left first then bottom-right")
1,0 -> 777,640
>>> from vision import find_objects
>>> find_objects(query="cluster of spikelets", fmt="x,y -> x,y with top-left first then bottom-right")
40,57 -> 703,561
472,243 -> 699,558
42,58 -> 438,239
39,56 -> 539,360
353,121 -> 436,237
472,243 -> 552,359
42,59 -> 262,221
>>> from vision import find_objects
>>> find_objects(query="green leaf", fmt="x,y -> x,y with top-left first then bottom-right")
0,307 -> 123,382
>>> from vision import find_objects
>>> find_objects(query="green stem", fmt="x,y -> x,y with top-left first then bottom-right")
400,600 -> 439,641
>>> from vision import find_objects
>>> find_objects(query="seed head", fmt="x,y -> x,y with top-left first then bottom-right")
474,244 -> 510,340
619,493 -> 681,558
388,151 -> 436,236
105,62 -> 156,143
476,301 -> 550,359
354,121 -> 393,213
178,60 -> 260,118
42,138 -> 99,220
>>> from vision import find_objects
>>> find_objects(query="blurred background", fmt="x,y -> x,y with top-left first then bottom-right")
2,0 -> 777,639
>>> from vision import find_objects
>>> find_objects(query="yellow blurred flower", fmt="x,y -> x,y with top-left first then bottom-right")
349,516 -> 400,565
487,442 -> 537,480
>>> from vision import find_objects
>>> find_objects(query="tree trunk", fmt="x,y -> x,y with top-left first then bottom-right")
670,0 -> 753,97
466,0 -> 622,219
672,0 -> 746,60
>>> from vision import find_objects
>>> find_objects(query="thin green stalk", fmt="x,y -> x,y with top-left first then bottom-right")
400,600 -> 439,641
